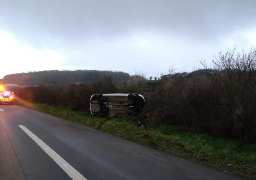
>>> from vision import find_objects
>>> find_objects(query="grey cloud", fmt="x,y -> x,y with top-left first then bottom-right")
1,0 -> 256,47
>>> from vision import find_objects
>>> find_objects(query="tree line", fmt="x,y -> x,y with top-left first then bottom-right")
1,70 -> 130,86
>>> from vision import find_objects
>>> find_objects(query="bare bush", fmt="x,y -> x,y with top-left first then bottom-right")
127,73 -> 146,93
144,48 -> 256,142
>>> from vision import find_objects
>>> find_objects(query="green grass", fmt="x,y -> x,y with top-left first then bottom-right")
18,102 -> 256,180
36,103 -> 105,129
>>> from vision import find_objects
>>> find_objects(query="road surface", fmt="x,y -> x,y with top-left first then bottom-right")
0,105 -> 243,180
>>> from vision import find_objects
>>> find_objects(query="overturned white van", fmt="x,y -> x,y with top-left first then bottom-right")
90,93 -> 145,117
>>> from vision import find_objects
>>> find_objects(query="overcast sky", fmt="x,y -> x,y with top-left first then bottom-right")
0,0 -> 256,79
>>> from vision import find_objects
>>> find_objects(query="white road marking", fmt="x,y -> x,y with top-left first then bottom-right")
19,125 -> 87,180
0,108 -> 4,112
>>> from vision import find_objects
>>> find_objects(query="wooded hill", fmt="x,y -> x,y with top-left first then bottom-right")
1,70 -> 130,86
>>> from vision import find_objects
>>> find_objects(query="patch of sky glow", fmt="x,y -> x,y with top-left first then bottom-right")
222,28 -> 256,51
245,30 -> 256,46
0,29 -> 65,78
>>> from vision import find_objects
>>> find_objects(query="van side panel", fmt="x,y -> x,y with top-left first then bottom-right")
90,93 -> 145,117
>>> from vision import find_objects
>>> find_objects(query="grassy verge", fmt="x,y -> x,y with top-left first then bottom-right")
17,101 -> 256,180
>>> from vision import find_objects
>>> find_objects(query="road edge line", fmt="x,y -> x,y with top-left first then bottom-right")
19,125 -> 87,180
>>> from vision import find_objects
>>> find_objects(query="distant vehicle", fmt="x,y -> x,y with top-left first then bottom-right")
0,85 -> 5,92
90,93 -> 145,117
0,91 -> 15,105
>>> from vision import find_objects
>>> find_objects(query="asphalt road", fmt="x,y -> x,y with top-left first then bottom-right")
0,105 -> 244,180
